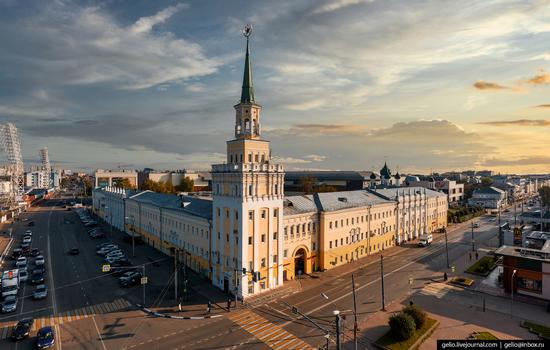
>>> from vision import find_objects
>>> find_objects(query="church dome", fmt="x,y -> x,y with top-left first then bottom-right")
380,162 -> 392,179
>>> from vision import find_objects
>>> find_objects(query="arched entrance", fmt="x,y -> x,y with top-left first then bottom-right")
294,248 -> 306,277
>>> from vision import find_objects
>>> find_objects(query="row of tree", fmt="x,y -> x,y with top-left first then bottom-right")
140,177 -> 194,194
298,175 -> 337,194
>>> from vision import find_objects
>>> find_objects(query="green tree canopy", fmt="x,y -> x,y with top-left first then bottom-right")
481,177 -> 493,186
176,176 -> 194,192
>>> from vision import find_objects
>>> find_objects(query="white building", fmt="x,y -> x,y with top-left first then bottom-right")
468,186 -> 507,210
25,170 -> 50,189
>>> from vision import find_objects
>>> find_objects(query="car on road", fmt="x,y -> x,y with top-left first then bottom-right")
119,273 -> 142,287
33,266 -> 46,274
105,251 -> 124,259
33,284 -> 48,300
106,256 -> 126,264
91,231 -> 106,239
97,246 -> 119,255
473,223 -> 480,228
2,295 -> 18,313
25,230 -> 32,236
30,248 -> 40,257
418,234 -> 433,247
16,257 -> 27,268
22,236 -> 31,244
110,258 -> 131,266
11,248 -> 22,260
31,272 -> 45,284
36,326 -> 55,349
10,318 -> 34,341
35,255 -> 45,266
68,248 -> 79,255
22,218 -> 28,222
28,221 -> 34,227
19,270 -> 28,283
84,221 -> 98,227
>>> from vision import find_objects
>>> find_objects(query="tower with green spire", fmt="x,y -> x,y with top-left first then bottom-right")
241,32 -> 254,103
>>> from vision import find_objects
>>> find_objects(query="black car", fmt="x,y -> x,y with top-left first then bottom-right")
28,221 -> 34,227
110,258 -> 131,266
10,318 -> 34,341
30,248 -> 40,257
119,276 -> 140,287
68,248 -> 79,255
11,248 -> 22,260
33,266 -> 46,274
31,272 -> 44,284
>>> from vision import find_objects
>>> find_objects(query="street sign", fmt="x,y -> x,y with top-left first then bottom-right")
451,265 -> 455,273
141,277 -> 148,285
102,264 -> 110,273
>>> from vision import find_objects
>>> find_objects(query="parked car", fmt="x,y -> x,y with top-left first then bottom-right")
30,248 -> 40,257
11,248 -> 22,259
16,257 -> 27,268
10,318 -> 34,341
33,284 -> 48,300
35,256 -> 45,266
68,248 -> 79,255
2,295 -> 18,313
119,275 -> 141,287
473,223 -> 480,228
22,237 -> 31,244
418,234 -> 433,247
24,230 -> 32,236
33,266 -> 46,274
110,258 -> 131,266
31,272 -> 44,284
91,232 -> 106,239
96,242 -> 113,249
36,326 -> 55,349
84,221 -> 98,227
28,221 -> 34,227
19,270 -> 28,283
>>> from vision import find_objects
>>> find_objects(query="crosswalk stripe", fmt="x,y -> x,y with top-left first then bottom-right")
275,337 -> 299,349
67,311 -> 73,322
114,299 -> 125,309
86,305 -> 95,315
98,303 -> 109,313
230,311 -> 252,323
2,326 -> 9,340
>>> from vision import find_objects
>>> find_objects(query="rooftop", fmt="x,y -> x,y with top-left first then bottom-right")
369,187 -> 447,200
129,190 -> 212,220
495,244 -> 550,262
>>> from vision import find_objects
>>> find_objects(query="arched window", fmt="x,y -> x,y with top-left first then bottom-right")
244,118 -> 250,131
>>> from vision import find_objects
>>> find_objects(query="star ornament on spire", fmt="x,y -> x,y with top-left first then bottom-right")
243,24 -> 252,38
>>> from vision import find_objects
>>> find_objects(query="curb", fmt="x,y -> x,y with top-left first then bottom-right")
137,304 -> 224,320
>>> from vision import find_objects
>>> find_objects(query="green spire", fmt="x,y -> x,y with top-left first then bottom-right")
240,37 -> 255,103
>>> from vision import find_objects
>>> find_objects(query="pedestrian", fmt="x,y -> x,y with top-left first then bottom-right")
443,272 -> 448,281
227,299 -> 231,312
469,252 -> 472,261
178,299 -> 182,312
475,251 -> 479,260
207,300 -> 212,314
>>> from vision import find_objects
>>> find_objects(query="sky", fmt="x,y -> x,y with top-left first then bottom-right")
0,0 -> 549,175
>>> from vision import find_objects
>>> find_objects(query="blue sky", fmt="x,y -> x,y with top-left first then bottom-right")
0,0 -> 549,174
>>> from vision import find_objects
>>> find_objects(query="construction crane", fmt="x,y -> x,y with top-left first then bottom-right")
0,123 -> 25,201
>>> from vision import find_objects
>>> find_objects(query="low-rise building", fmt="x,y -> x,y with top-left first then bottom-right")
95,169 -> 138,188
138,170 -> 211,191
468,186 -> 507,210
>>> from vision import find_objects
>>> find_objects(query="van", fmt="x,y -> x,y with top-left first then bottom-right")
418,234 -> 433,247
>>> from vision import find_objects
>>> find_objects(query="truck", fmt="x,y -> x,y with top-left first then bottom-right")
417,234 -> 433,247
2,269 -> 19,298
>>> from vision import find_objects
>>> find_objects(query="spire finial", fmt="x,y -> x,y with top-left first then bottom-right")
240,24 -> 255,103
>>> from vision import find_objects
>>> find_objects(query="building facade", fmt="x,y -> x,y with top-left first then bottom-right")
95,169 -> 138,188
92,30 -> 449,299
468,186 -> 507,210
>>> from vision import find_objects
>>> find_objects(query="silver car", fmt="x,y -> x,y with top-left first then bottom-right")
19,270 -> 28,283
2,295 -> 17,313
33,285 -> 48,300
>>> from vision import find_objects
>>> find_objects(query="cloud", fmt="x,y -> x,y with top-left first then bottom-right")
286,99 -> 326,111
312,0 -> 374,14
525,70 -> 550,85
272,154 -> 326,164
483,156 -> 550,167
292,123 -> 367,135
473,80 -> 508,90
0,3 -> 220,90
477,119 -> 550,127
534,104 -> 550,108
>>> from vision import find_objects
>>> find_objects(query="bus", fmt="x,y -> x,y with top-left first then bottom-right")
2,269 -> 19,298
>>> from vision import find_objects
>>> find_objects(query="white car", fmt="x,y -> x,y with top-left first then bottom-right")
35,256 -> 45,266
16,257 -> 27,268
25,230 -> 32,236
22,237 -> 31,244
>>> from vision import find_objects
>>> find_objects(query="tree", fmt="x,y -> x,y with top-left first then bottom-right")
82,177 -> 93,195
177,176 -> 194,192
481,177 -> 493,187
314,184 -> 337,193
113,177 -> 134,189
299,176 -> 315,194
539,186 -> 550,207
389,312 -> 416,340
403,305 -> 426,330
141,179 -> 157,191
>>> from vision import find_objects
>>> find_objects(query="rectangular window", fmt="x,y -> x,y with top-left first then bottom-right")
329,241 -> 333,249
341,238 -> 343,245
273,255 -> 277,263
346,237 -> 349,244
261,258 -> 266,267
312,242 -> 316,250
217,208 -> 220,216
226,210 -> 229,218
248,153 -> 252,162
273,232 -> 277,240
274,209 -> 278,217
283,250 -> 288,258
248,236 -> 252,245
261,210 -> 266,219
248,185 -> 253,196
249,211 -> 253,220
335,240 -> 338,247
261,234 -> 265,242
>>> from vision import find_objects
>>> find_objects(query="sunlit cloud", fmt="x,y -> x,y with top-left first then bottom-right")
477,119 -> 550,127
524,69 -> 550,85
473,80 -> 509,90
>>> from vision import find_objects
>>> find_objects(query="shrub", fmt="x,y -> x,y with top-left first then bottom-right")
389,312 -> 416,340
403,305 -> 426,330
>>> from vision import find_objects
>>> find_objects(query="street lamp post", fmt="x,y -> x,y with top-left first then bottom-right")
471,221 -> 475,252
498,202 -> 502,247
444,227 -> 450,268
380,255 -> 386,311
125,215 -> 136,257
333,310 -> 341,350
511,269 -> 517,318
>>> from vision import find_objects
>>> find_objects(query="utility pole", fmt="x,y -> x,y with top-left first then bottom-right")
352,274 -> 358,350
498,203 -> 502,247
142,265 -> 146,306
334,310 -> 342,350
174,250 -> 178,301
444,227 -> 450,268
380,255 -> 386,311
234,268 -> 238,306
514,198 -> 517,227
471,222 -> 475,252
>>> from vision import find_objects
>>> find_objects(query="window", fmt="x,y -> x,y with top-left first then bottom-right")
261,258 -> 266,267
346,237 -> 349,244
249,261 -> 253,271
312,242 -> 316,250
249,211 -> 254,220
235,237 -> 239,244
274,184 -> 278,195
226,234 -> 229,242
261,210 -> 266,219
273,255 -> 277,263
335,221 -> 338,228
248,185 -> 253,196
248,153 -> 252,162
255,154 -> 259,162
335,240 -> 338,247
283,250 -> 288,258
217,232 -> 220,239
226,210 -> 229,218
248,236 -> 252,245
273,232 -> 277,240
261,234 -> 265,242
329,241 -> 333,249
217,208 -> 220,216
274,209 -> 278,217
340,238 -> 343,245
230,154 -> 233,163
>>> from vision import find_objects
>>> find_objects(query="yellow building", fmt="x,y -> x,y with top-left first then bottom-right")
92,26 -> 448,300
